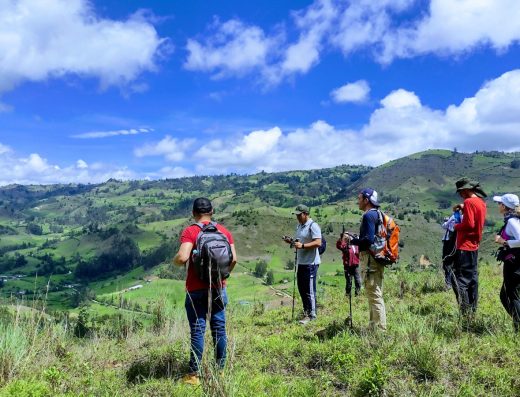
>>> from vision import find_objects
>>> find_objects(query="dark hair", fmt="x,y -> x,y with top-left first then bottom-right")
193,197 -> 213,214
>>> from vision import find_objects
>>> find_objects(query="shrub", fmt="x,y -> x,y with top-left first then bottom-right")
266,270 -> 275,285
126,344 -> 187,383
0,323 -> 29,383
0,380 -> 51,397
405,342 -> 441,381
254,260 -> 268,278
356,359 -> 387,397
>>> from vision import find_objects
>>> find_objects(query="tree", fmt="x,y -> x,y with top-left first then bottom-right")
266,270 -> 274,285
26,223 -> 43,235
254,260 -> 268,278
284,259 -> 295,270
511,159 -> 520,169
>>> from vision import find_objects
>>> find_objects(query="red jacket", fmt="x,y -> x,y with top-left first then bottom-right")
336,239 -> 360,267
454,196 -> 487,251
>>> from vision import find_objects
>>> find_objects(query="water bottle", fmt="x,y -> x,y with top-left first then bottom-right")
453,210 -> 461,224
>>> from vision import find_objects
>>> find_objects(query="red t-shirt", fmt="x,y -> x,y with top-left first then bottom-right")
180,222 -> 234,292
454,196 -> 487,251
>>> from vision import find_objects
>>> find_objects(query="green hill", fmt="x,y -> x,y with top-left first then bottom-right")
0,150 -> 519,312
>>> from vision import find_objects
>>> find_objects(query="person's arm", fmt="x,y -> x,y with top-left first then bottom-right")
230,244 -> 238,271
505,219 -> 520,249
294,222 -> 321,250
454,201 -> 475,232
442,215 -> 456,231
173,242 -> 193,266
350,212 -> 376,250
293,239 -> 321,249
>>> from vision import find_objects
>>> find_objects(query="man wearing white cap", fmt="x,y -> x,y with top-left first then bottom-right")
347,188 -> 387,331
493,193 -> 520,331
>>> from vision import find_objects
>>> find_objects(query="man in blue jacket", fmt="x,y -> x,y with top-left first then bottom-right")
347,188 -> 387,331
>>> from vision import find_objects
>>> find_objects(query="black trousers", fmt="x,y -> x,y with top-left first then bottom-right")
500,259 -> 520,331
451,249 -> 479,314
442,237 -> 456,287
344,266 -> 361,295
297,264 -> 318,318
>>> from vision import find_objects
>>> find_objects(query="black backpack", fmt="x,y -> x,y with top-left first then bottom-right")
192,222 -> 233,284
309,221 -> 326,255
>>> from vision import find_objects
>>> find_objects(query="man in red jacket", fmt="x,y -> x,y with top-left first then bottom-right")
336,233 -> 361,296
452,178 -> 487,315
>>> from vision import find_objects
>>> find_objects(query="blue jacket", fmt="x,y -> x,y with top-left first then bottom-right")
350,208 -> 379,251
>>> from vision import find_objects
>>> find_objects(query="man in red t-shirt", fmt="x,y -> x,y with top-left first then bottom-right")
451,178 -> 487,315
173,198 -> 237,385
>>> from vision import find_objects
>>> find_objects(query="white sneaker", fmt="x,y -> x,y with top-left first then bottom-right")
299,316 -> 316,325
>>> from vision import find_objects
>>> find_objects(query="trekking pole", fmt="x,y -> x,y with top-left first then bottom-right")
348,273 -> 353,328
291,241 -> 299,321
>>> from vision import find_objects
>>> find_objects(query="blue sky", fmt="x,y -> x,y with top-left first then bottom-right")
0,0 -> 519,184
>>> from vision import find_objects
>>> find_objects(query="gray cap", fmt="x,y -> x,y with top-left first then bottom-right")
292,204 -> 309,215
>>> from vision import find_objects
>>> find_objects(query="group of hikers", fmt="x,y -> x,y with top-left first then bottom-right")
172,178 -> 520,385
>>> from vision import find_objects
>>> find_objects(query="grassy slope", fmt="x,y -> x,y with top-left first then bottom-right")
1,264 -> 519,396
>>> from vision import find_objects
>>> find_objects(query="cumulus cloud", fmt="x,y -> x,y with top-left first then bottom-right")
331,80 -> 370,103
184,18 -> 281,79
72,128 -> 154,139
0,0 -> 169,98
76,159 -> 88,169
381,0 -> 520,62
134,135 -> 195,162
187,69 -> 520,173
0,148 -> 137,185
185,0 -> 520,83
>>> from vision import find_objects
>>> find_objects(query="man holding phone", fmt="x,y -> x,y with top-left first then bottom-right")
283,204 -> 322,324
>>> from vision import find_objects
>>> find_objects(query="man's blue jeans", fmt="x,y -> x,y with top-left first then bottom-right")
185,288 -> 228,373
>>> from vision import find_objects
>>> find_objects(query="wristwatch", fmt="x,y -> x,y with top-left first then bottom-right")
302,243 -> 305,249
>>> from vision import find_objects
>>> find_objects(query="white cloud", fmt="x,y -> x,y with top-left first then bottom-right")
0,143 -> 12,155
379,89 -> 421,109
72,127 -> 154,139
134,135 -> 195,162
185,0 -> 520,83
331,80 -> 370,103
382,0 -> 520,62
76,159 -> 88,169
184,18 -> 280,79
154,166 -> 193,179
0,148 -> 137,185
0,0 -> 169,97
280,0 -> 336,75
187,69 -> 520,173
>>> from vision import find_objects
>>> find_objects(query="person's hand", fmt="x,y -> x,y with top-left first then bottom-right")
453,203 -> 464,212
294,241 -> 303,249
495,235 -> 506,245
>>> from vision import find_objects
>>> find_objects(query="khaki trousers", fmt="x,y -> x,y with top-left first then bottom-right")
360,252 -> 387,330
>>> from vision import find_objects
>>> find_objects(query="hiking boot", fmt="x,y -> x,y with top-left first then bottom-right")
181,373 -> 201,386
355,289 -> 360,297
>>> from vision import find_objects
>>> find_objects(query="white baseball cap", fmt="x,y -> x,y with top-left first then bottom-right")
493,193 -> 519,209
